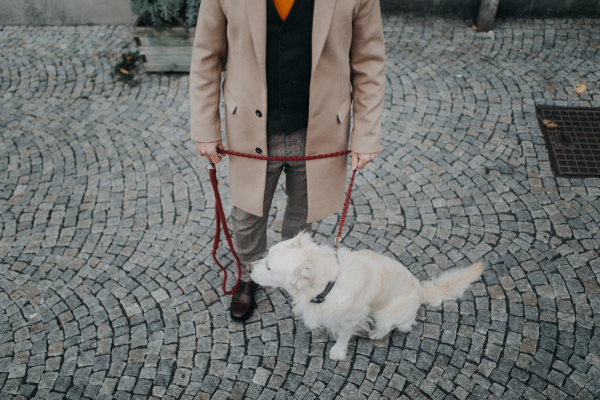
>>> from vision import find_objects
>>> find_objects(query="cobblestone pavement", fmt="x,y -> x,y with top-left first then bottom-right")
1,15 -> 600,400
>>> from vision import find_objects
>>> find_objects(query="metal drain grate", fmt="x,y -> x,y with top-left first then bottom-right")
536,106 -> 600,177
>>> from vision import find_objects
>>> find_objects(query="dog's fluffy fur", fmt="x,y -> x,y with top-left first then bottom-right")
250,232 -> 485,361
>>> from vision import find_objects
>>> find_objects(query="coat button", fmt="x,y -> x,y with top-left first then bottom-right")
280,107 -> 285,112
256,148 -> 262,154
280,94 -> 286,99
255,110 -> 262,117
280,45 -> 286,51
281,79 -> 286,84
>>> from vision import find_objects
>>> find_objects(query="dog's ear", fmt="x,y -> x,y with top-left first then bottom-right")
289,231 -> 314,248
298,231 -> 314,248
289,263 -> 315,292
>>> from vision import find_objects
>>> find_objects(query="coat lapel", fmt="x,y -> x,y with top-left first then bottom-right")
246,0 -> 338,90
310,0 -> 337,71
247,0 -> 267,89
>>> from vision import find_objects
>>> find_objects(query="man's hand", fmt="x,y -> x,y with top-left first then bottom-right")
196,140 -> 224,164
351,151 -> 379,171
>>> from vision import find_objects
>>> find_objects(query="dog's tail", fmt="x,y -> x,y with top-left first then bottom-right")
420,261 -> 485,307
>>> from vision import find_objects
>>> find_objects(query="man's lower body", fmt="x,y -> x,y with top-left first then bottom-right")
229,126 -> 313,321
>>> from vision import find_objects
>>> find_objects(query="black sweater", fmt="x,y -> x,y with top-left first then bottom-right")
265,0 -> 314,135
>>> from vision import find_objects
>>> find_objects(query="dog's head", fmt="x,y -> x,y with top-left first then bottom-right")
249,232 -> 336,297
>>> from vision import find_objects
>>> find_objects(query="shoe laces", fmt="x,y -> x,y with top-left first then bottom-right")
239,281 -> 252,295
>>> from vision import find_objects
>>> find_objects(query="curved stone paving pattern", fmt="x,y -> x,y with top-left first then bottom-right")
1,16 -> 599,400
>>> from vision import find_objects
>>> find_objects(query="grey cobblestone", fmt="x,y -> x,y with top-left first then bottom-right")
0,15 -> 599,400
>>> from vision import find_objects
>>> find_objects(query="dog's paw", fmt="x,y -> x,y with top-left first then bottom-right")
369,330 -> 388,340
329,346 -> 347,361
396,321 -> 415,333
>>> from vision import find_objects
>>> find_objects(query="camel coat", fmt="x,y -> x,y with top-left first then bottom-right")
189,0 -> 386,223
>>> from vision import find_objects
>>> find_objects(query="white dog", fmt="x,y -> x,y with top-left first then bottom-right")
249,232 -> 485,361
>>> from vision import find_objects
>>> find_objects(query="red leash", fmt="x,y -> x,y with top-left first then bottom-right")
207,149 -> 357,295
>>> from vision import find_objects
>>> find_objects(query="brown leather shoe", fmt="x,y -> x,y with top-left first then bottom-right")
230,280 -> 256,322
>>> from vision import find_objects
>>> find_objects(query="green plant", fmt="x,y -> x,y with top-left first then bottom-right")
112,51 -> 142,87
131,0 -> 201,30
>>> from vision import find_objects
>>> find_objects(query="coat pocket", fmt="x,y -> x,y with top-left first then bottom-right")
336,92 -> 352,123
223,85 -> 237,114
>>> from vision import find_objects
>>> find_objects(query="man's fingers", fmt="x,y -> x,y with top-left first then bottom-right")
205,148 -> 221,164
215,143 -> 225,162
355,153 -> 378,170
357,157 -> 369,170
351,152 -> 358,171
195,143 -> 204,157
195,140 -> 223,164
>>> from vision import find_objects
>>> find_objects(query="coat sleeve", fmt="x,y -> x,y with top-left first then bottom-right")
189,0 -> 228,143
349,0 -> 386,154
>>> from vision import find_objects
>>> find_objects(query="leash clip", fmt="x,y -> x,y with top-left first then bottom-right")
333,236 -> 342,251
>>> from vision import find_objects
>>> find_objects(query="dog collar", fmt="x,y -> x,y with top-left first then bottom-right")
310,281 -> 336,304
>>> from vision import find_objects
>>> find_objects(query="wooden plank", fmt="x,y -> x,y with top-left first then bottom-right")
133,26 -> 195,37
137,35 -> 194,47
141,51 -> 193,69
137,46 -> 193,56
142,63 -> 191,72
142,54 -> 193,65
477,0 -> 499,32
133,18 -> 195,72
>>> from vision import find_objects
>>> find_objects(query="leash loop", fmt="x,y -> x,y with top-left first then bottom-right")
207,148 -> 356,295
208,161 -> 243,295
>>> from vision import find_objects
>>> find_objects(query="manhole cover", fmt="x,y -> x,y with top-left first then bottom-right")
536,106 -> 600,177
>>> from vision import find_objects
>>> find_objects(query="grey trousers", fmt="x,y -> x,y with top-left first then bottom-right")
231,127 -> 313,280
